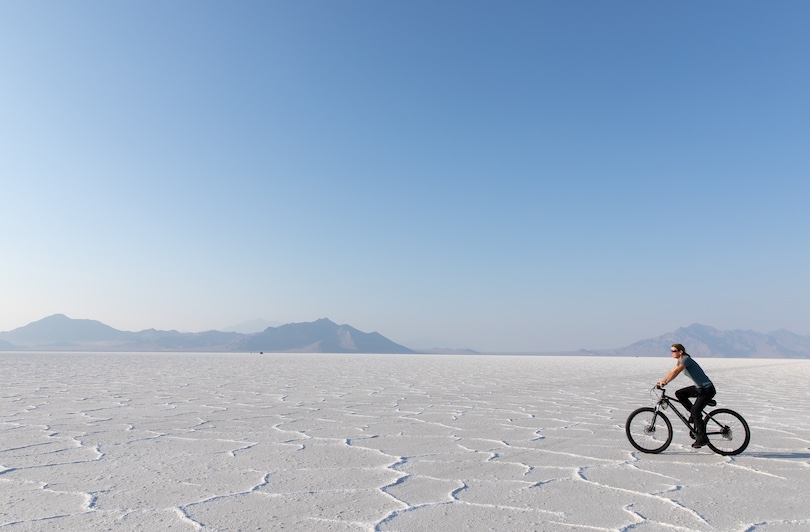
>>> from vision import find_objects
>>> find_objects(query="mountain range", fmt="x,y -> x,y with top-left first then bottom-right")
587,323 -> 810,359
0,314 -> 413,354
1,315 -> 809,357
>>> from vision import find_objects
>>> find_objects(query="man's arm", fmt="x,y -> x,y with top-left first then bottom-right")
657,364 -> 685,387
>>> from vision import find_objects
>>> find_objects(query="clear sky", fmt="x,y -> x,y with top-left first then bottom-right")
2,2 -> 808,352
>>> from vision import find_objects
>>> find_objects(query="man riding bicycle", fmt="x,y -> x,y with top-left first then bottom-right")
657,343 -> 716,448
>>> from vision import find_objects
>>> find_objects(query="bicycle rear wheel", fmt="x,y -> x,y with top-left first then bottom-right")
626,407 -> 672,453
704,408 -> 750,456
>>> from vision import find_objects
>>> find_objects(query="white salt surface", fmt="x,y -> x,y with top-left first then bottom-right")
1,353 -> 809,531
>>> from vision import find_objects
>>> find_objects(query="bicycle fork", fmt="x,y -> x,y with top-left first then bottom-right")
646,404 -> 665,431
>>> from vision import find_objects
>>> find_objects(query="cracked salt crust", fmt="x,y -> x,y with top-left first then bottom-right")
1,352 -> 809,531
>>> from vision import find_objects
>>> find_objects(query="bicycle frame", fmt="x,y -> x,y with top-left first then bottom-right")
627,386 -> 750,455
653,387 -> 705,430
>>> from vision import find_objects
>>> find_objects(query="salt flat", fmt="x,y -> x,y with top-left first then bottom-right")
1,353 -> 808,531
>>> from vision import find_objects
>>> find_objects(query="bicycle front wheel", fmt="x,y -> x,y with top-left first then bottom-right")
626,407 -> 672,453
704,408 -> 750,456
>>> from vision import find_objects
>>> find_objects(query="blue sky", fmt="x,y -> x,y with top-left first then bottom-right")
2,2 -> 808,351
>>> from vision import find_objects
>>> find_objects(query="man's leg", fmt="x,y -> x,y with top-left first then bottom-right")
691,385 -> 717,446
676,386 -> 698,416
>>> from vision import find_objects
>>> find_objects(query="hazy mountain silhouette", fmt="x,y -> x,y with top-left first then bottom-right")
1,316 -> 808,357
0,314 -> 413,353
0,338 -> 17,350
592,323 -> 810,358
234,318 -> 414,354
123,328 -> 244,351
220,319 -> 284,334
2,314 -> 129,344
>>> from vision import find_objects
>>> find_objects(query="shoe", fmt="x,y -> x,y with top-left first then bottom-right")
692,437 -> 709,448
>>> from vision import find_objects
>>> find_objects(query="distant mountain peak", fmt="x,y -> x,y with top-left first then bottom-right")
233,319 -> 413,354
220,319 -> 284,334
2,314 -> 123,344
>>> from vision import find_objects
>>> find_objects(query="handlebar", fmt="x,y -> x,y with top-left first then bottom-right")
650,385 -> 667,403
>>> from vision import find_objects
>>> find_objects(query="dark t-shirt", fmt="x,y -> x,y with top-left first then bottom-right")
677,354 -> 713,388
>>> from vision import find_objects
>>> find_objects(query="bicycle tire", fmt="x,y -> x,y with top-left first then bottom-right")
704,408 -> 750,456
626,407 -> 673,453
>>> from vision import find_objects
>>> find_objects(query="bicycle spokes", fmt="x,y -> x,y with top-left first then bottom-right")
703,409 -> 750,456
626,407 -> 673,454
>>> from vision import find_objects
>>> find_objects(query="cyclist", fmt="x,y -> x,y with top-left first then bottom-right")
657,343 -> 716,448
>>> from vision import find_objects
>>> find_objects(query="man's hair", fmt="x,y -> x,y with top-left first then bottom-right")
671,343 -> 688,355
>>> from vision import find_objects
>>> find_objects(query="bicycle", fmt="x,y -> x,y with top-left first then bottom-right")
625,385 -> 750,455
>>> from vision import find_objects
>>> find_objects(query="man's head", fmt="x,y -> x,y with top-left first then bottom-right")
670,343 -> 686,358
